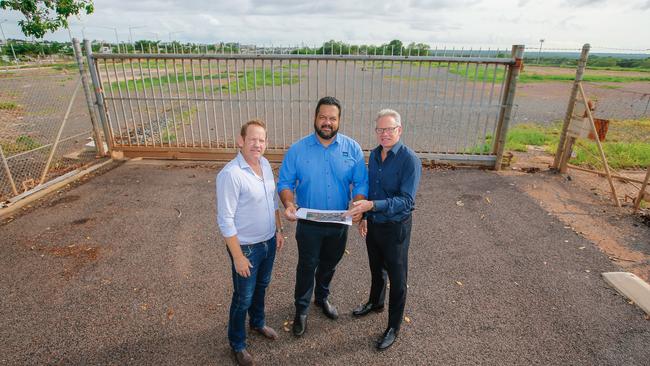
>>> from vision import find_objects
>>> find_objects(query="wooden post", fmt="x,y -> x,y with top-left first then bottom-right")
578,83 -> 620,207
553,44 -> 590,170
0,144 -> 18,196
633,167 -> 650,212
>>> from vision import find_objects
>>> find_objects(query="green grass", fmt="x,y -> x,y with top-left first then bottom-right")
0,101 -> 18,110
466,123 -> 560,154
469,119 -> 650,169
572,142 -> 650,169
448,66 -> 650,84
521,73 -> 650,83
1,135 -> 42,155
110,67 -> 299,94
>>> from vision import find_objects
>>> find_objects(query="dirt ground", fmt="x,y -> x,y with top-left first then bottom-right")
1,154 -> 649,365
502,147 -> 650,281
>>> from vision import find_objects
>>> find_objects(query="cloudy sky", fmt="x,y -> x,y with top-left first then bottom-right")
1,0 -> 649,52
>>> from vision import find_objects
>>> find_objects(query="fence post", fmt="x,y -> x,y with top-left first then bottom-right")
72,38 -> 106,157
494,45 -> 525,170
552,43 -> 590,171
0,144 -> 18,196
83,39 -> 113,154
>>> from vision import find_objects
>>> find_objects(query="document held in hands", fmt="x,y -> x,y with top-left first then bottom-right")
296,208 -> 353,226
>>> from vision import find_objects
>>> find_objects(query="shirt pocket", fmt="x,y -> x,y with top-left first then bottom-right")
333,157 -> 357,182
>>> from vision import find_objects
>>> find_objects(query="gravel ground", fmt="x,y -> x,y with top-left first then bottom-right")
1,160 -> 650,365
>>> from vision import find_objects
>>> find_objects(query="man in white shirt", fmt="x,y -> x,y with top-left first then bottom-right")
216,120 -> 284,366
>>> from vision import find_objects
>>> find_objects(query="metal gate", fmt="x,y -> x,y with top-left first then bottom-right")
85,41 -> 524,168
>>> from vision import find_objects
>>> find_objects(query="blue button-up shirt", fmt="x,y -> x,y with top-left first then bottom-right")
367,141 -> 422,223
278,133 -> 368,210
216,152 -> 278,245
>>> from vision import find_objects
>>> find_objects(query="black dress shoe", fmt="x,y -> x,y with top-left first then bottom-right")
314,299 -> 339,320
376,327 -> 399,350
352,302 -> 385,317
292,314 -> 307,337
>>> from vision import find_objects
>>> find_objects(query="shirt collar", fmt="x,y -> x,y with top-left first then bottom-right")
236,151 -> 258,171
375,140 -> 404,157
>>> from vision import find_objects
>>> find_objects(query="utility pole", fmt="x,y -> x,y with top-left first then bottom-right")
537,38 -> 545,65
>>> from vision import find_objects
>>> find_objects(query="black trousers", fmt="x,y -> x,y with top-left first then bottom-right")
294,220 -> 349,315
366,216 -> 412,329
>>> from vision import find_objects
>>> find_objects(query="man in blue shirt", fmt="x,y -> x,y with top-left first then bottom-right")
217,120 -> 285,366
345,109 -> 422,350
278,96 -> 368,337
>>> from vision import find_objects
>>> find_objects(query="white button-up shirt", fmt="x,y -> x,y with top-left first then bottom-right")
216,152 -> 278,245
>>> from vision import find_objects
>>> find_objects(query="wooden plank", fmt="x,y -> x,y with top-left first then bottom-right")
579,83 -> 620,207
602,272 -> 650,316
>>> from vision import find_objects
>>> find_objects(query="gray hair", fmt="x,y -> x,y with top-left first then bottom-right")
375,108 -> 402,126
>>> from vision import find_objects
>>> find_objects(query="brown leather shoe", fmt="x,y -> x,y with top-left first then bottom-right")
234,349 -> 255,366
251,325 -> 278,340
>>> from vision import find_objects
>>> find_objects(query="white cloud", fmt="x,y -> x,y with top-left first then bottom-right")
0,0 -> 646,52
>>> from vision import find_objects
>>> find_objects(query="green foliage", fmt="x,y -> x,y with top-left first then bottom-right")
571,142 -> 650,169
292,39 -> 430,56
0,0 -> 94,39
110,67 -> 299,94
2,40 -> 73,58
525,54 -> 650,71
1,135 -> 42,154
506,124 -> 556,151
0,101 -> 18,110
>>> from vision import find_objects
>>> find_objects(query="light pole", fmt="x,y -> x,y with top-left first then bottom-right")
0,19 -> 18,63
93,26 -> 121,53
168,31 -> 182,54
128,25 -> 145,52
537,38 -> 545,65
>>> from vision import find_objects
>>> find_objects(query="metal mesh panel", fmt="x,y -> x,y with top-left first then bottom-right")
0,69 -> 97,201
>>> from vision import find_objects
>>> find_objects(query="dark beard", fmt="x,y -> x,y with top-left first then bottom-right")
314,124 -> 338,140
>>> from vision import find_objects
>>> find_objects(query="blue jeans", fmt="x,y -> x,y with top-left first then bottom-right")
228,236 -> 277,352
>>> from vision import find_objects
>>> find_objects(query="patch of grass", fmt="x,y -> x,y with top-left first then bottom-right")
520,73 -> 650,83
110,67 -> 299,94
0,101 -> 18,110
50,62 -> 78,71
506,124 -> 557,151
572,142 -> 650,169
598,84 -> 622,90
1,135 -> 42,155
467,118 -> 650,169
162,130 -> 176,144
449,66 -> 650,84
601,118 -> 650,142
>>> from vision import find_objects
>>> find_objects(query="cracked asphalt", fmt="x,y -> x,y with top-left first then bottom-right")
1,159 -> 649,365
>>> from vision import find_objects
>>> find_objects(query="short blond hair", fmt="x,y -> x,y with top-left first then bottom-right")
240,119 -> 267,138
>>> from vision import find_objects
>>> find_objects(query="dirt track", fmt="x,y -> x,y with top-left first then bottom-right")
2,160 -> 649,365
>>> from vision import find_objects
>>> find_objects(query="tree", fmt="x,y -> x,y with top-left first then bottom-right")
0,0 -> 94,39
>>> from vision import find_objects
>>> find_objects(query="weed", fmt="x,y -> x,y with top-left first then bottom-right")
0,101 -> 18,110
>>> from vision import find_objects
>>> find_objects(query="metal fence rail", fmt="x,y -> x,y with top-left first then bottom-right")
90,45 -> 525,166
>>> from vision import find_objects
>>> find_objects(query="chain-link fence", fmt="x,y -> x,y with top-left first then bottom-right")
0,67 -> 100,202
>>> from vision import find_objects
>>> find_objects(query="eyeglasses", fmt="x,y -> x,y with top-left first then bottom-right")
374,126 -> 400,134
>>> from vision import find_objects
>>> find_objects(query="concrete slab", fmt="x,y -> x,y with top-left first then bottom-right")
602,272 -> 650,315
